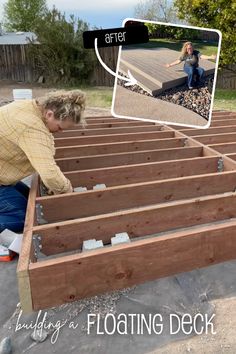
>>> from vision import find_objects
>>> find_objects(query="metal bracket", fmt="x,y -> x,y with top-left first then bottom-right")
217,157 -> 224,172
35,204 -> 48,225
32,234 -> 42,259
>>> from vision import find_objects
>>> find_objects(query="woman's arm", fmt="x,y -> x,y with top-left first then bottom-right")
18,128 -> 73,194
200,54 -> 216,60
165,59 -> 181,68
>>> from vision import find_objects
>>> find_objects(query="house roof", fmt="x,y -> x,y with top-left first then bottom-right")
0,31 -> 38,45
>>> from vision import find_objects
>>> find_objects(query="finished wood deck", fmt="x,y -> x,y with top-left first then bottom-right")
119,48 -> 216,95
17,111 -> 236,312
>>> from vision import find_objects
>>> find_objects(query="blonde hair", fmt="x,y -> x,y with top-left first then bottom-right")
181,42 -> 194,57
38,90 -> 86,125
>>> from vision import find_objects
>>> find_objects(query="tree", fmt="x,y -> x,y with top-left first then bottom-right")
174,0 -> 236,68
4,0 -> 48,31
134,0 -> 186,24
146,23 -> 200,39
29,7 -> 96,84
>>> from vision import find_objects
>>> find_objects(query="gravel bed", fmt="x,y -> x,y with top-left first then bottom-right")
118,72 -> 214,119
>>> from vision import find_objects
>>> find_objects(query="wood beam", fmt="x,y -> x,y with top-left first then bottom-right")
54,131 -> 174,147
33,192 -> 236,256
55,138 -> 186,158
36,171 -> 236,223
208,142 -> 236,154
17,174 -> 38,313
190,132 -> 236,145
211,113 -> 236,120
54,125 -> 163,138
72,121 -> 157,129
181,126 -> 236,136
64,156 -> 220,188
56,146 -> 203,171
28,218 -> 236,310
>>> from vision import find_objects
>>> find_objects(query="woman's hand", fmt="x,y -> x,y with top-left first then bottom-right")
165,63 -> 170,68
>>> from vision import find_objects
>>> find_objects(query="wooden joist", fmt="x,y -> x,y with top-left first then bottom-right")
73,121 -> 157,129
36,171 -> 236,223
28,219 -> 236,310
55,137 -> 186,158
193,132 -> 236,145
56,146 -> 203,171
64,156 -> 220,188
54,130 -> 174,147
54,124 -> 163,138
181,125 -> 236,136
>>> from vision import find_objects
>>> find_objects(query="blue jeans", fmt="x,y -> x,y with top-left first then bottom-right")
184,65 -> 205,88
0,182 -> 29,233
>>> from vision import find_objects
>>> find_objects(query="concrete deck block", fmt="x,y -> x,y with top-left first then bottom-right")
111,232 -> 131,246
74,186 -> 87,192
93,184 -> 107,190
82,239 -> 104,252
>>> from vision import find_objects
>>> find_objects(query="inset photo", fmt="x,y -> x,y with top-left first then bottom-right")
112,19 -> 221,128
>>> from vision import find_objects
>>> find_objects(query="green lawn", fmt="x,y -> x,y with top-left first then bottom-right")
80,86 -> 113,108
127,39 -> 218,56
213,89 -> 236,112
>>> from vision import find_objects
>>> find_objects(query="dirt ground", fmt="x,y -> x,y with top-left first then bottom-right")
155,298 -> 236,353
1,81 -> 236,353
0,80 -> 111,116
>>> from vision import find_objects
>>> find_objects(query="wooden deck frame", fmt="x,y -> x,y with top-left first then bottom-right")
17,110 -> 236,312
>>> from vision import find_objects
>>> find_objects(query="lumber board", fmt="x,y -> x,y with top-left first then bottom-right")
36,171 -> 236,223
55,138 -> 186,158
72,121 -> 157,129
56,146 -> 203,171
211,113 -> 236,120
54,125 -> 163,138
29,219 -> 236,310
17,174 -> 38,313
193,132 -> 236,145
64,156 -> 220,188
85,114 -> 127,121
208,142 -> 236,154
172,129 -> 236,170
181,126 -> 236,136
85,118 -> 132,123
226,153 -> 236,161
33,192 -> 236,256
54,131 -> 174,147
210,119 -> 236,127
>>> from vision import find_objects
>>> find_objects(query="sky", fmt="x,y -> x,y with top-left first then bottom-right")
0,0 -> 139,28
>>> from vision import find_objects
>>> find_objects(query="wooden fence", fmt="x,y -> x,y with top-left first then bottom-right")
1,43 -> 235,89
90,46 -> 119,86
216,65 -> 236,89
0,44 -> 38,82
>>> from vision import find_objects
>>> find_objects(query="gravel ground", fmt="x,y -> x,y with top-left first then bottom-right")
118,72 -> 214,119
